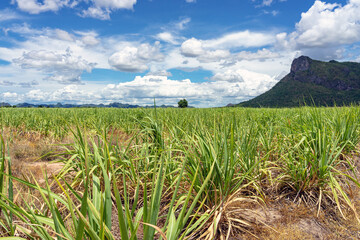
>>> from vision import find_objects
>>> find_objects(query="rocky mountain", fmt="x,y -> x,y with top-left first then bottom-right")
236,56 -> 360,107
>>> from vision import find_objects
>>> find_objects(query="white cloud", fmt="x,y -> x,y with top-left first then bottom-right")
11,0 -> 71,14
296,0 -> 360,47
100,72 -> 276,106
106,70 -> 276,102
55,29 -> 74,41
185,0 -> 196,3
13,49 -> 96,84
81,0 -> 137,20
276,0 -> 360,59
3,69 -> 278,107
156,32 -> 179,45
0,9 -> 21,22
12,0 -> 136,20
2,25 -> 110,69
253,0 -> 286,7
73,30 -> 100,46
2,92 -> 18,98
80,7 -> 111,20
197,49 -> 230,63
91,0 -> 137,9
155,18 -> 190,46
146,70 -> 172,77
25,89 -> 47,101
181,37 -> 278,63
177,17 -> 191,30
204,31 -> 275,49
236,49 -> 280,61
51,85 -> 99,101
209,68 -> 278,100
81,35 -> 100,46
180,31 -> 275,59
109,42 -> 164,72
23,85 -> 100,102
210,69 -> 276,96
0,79 -> 39,88
181,38 -> 205,57
263,10 -> 279,16
262,0 -> 273,6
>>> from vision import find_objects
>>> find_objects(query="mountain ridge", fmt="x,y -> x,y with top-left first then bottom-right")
0,102 -> 176,108
235,56 -> 360,107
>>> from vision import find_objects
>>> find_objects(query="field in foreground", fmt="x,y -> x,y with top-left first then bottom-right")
0,107 -> 360,239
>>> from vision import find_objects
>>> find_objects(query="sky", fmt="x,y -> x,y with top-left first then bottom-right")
0,0 -> 360,107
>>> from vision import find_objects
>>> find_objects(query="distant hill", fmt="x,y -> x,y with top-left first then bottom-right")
0,102 -> 11,107
236,56 -> 360,107
1,102 -> 176,108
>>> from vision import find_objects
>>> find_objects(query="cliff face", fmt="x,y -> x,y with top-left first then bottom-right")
290,56 -> 312,73
236,56 -> 360,107
288,56 -> 360,91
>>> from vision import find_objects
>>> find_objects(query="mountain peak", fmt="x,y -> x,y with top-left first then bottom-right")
235,56 -> 360,107
290,55 -> 312,74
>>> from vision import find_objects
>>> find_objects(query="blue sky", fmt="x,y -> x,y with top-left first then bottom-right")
0,0 -> 359,107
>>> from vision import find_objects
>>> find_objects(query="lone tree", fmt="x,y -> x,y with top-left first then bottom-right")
178,99 -> 188,108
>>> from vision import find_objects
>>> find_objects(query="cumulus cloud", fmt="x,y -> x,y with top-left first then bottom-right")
74,30 -> 100,46
81,0 -> 137,20
100,71 -> 277,105
2,92 -> 18,99
210,68 -> 277,98
55,29 -> 74,41
81,35 -> 100,46
198,50 -> 231,63
13,48 -> 96,84
23,85 -> 99,102
5,69 -> 277,107
181,38 -> 205,57
276,0 -> 360,59
1,25 -> 110,69
11,0 -> 71,14
109,42 -> 164,72
12,0 -> 136,20
296,0 -> 360,47
25,89 -> 47,101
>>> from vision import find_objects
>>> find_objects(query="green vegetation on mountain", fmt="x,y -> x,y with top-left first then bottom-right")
237,56 -> 360,107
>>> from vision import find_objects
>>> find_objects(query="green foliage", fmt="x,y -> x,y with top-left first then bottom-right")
178,99 -> 188,108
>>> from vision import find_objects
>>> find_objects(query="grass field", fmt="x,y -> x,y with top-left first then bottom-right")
0,106 -> 360,239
